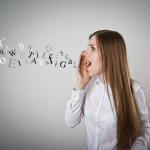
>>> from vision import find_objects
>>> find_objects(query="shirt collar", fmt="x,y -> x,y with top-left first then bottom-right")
93,75 -> 110,87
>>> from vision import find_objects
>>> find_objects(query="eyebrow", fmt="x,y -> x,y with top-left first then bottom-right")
87,44 -> 96,46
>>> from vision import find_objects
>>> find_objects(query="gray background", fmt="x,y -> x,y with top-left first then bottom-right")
0,0 -> 150,150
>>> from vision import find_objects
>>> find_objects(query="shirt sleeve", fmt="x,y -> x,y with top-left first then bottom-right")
130,86 -> 150,150
64,85 -> 88,128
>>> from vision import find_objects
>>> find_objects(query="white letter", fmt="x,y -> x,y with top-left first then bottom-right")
0,38 -> 5,47
39,60 -> 43,66
18,43 -> 24,49
0,57 -> 6,64
6,45 -> 9,50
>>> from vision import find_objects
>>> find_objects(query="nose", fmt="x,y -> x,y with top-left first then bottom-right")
83,50 -> 89,57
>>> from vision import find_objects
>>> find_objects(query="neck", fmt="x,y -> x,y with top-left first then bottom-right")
98,73 -> 105,84
98,73 -> 109,84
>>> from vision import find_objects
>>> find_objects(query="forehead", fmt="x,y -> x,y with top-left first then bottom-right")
88,35 -> 97,46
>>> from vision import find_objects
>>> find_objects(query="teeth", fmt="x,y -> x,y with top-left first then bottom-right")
86,60 -> 91,66
87,61 -> 89,66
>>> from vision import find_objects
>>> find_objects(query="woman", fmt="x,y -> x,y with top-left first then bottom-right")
64,30 -> 150,150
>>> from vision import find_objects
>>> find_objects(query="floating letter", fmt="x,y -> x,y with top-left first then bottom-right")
47,54 -> 53,64
0,49 -> 4,55
6,45 -> 9,50
31,58 -> 36,64
18,43 -> 24,50
18,60 -> 21,66
28,51 -> 34,58
68,59 -> 72,64
8,58 -> 16,68
0,37 -> 5,47
20,52 -> 25,59
0,57 -> 6,64
25,60 -> 29,64
39,60 -> 43,66
60,50 -> 63,56
46,45 -> 52,53
60,61 -> 66,68
9,49 -> 16,57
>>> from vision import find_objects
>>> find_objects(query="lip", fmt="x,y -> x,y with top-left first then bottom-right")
86,65 -> 91,69
85,58 -> 91,64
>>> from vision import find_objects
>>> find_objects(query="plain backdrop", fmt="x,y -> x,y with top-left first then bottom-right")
0,0 -> 150,150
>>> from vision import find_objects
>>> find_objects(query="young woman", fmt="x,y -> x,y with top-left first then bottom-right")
64,30 -> 150,150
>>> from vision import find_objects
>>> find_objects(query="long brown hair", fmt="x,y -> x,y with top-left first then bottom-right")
89,30 -> 143,150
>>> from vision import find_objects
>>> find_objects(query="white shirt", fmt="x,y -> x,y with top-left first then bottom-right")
64,75 -> 150,150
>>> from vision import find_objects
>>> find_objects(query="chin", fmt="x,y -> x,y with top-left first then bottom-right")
87,72 -> 96,77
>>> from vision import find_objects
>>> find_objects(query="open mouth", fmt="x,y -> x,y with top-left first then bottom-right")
86,60 -> 91,67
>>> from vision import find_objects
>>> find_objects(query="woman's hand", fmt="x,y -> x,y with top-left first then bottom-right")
76,50 -> 91,87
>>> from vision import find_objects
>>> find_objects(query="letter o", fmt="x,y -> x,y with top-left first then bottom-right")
0,57 -> 6,64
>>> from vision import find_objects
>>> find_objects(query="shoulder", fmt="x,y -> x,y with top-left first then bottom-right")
131,79 -> 148,114
131,79 -> 145,94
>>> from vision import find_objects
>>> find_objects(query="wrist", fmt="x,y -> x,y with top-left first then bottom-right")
75,83 -> 87,91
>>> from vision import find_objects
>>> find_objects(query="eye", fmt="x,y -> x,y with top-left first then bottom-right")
87,46 -> 95,51
91,47 -> 95,51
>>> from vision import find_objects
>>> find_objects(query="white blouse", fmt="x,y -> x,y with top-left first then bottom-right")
64,75 -> 150,150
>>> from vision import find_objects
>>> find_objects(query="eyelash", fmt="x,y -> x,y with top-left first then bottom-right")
87,46 -> 95,51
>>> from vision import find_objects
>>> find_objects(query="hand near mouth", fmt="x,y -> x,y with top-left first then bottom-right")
76,50 -> 91,88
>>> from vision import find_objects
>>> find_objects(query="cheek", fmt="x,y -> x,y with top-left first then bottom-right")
95,56 -> 102,71
95,56 -> 101,64
92,53 -> 101,67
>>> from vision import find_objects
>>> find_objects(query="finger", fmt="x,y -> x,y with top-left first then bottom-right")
77,51 -> 83,69
77,54 -> 81,69
82,54 -> 85,67
84,56 -> 88,71
83,50 -> 87,62
80,52 -> 85,69
80,54 -> 84,69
